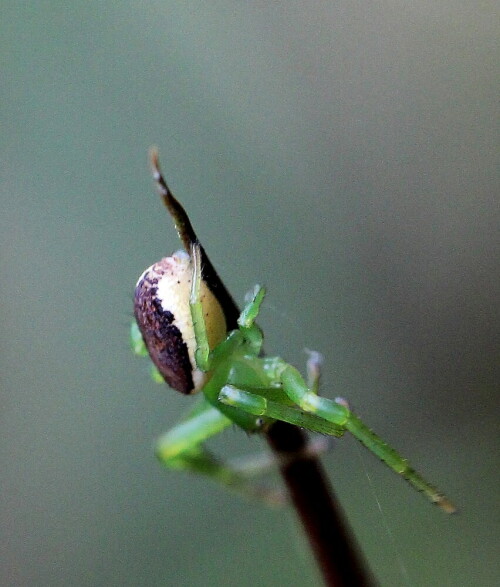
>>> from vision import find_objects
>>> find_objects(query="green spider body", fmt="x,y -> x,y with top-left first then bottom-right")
134,246 -> 455,512
132,150 -> 455,513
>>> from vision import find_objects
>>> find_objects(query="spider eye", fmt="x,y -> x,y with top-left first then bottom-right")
134,251 -> 227,394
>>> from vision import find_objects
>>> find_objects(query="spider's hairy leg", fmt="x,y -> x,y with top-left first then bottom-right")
305,349 -> 323,393
155,398 -> 232,462
130,321 -> 149,357
155,397 -> 284,505
280,364 -> 350,423
237,285 -> 265,356
342,412 -> 456,512
238,285 -> 265,328
218,385 -> 345,437
278,364 -> 456,513
189,243 -> 211,371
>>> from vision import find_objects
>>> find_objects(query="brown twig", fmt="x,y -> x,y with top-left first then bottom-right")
267,422 -> 375,585
149,148 -> 375,586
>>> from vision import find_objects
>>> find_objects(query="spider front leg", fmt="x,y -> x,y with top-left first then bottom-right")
220,356 -> 455,512
279,364 -> 455,512
189,242 -> 212,372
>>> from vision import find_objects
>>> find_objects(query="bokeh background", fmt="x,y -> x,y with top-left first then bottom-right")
2,2 -> 498,586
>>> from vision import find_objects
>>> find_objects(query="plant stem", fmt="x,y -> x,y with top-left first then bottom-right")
151,149 -> 376,586
266,422 -> 375,586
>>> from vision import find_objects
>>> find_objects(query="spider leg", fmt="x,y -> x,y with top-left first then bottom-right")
155,397 -> 284,504
304,349 -> 323,393
218,385 -> 345,437
237,285 -> 265,356
189,243 -> 211,371
278,364 -> 456,512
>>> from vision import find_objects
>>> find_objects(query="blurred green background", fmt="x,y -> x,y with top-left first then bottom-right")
2,2 -> 498,586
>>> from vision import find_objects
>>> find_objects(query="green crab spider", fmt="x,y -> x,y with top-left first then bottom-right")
132,151 -> 455,513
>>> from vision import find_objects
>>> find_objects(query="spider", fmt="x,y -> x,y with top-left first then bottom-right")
132,150 -> 455,513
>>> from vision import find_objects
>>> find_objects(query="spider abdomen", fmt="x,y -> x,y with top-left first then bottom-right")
134,250 -> 227,393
